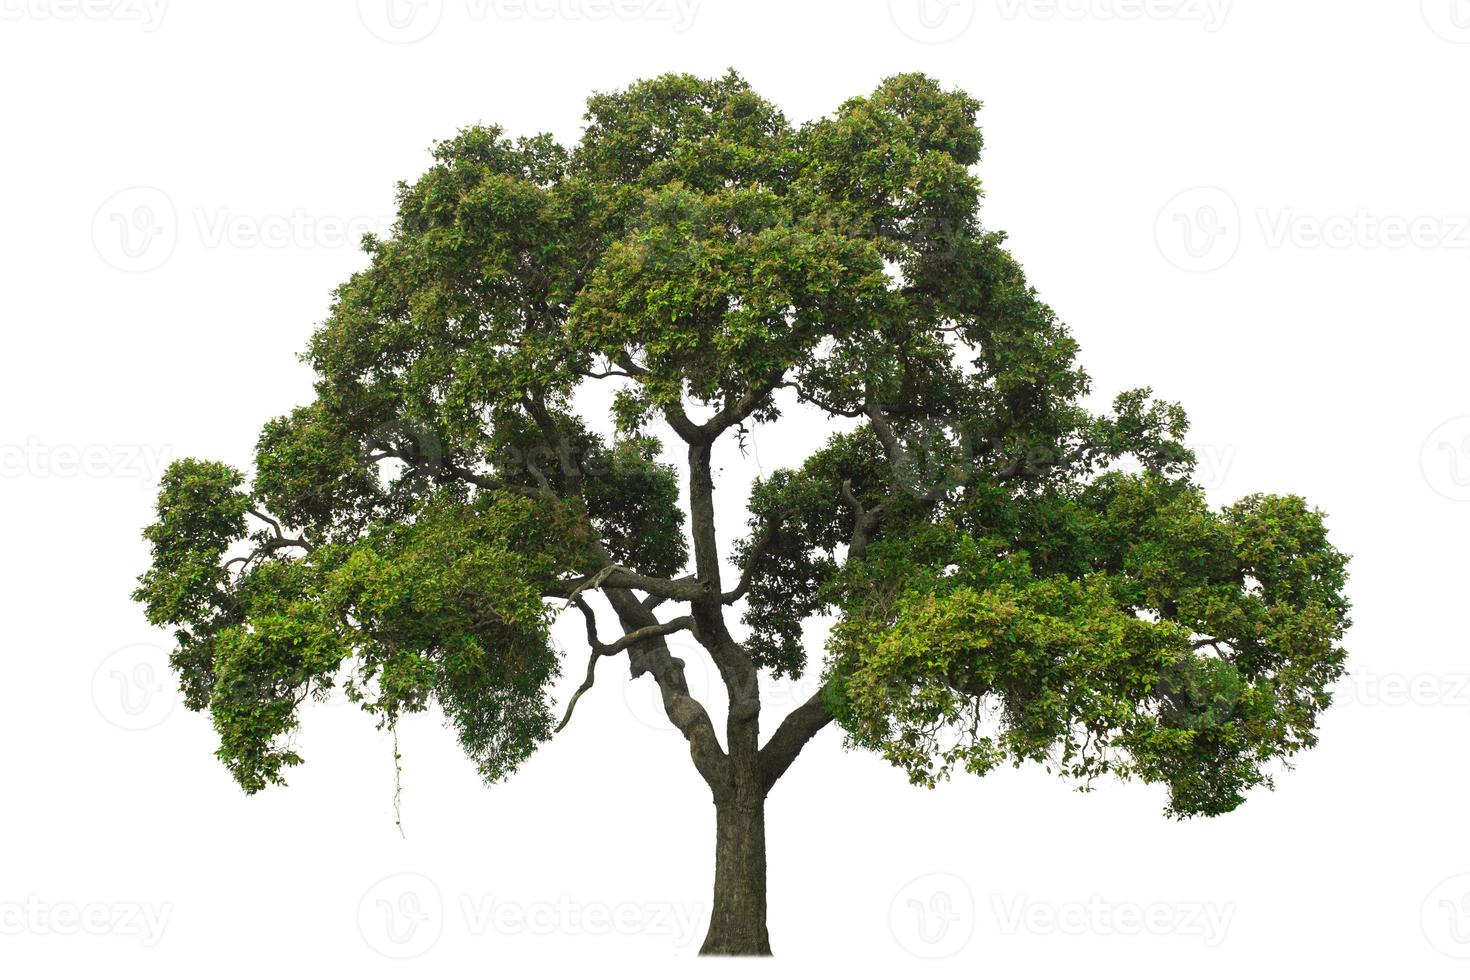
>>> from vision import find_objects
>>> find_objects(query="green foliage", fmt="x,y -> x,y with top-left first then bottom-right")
823,475 -> 1349,817
136,70 -> 1349,818
135,459 -> 249,629
137,473 -> 585,791
485,411 -> 687,577
319,492 -> 575,785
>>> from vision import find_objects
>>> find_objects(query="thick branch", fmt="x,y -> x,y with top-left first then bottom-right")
705,370 -> 785,435
602,588 -> 728,788
523,394 -> 585,501
862,399 -> 903,465
840,479 -> 885,561
663,367 -> 787,444
758,687 -> 835,792
682,439 -> 760,743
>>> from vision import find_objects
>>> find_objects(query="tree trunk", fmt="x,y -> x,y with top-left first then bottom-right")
699,793 -> 771,955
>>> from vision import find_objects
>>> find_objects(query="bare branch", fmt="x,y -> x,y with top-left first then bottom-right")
580,367 -> 635,379
524,456 -> 555,495
555,650 -> 604,733
705,369 -> 786,435
775,379 -> 863,419
246,507 -> 284,537
722,513 -> 784,604
570,595 -> 610,654
612,353 -> 649,377
236,509 -> 317,573
862,399 -> 903,465
557,565 -> 710,605
606,616 -> 696,655
556,601 -> 696,732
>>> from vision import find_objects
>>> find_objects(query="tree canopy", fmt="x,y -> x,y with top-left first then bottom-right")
136,70 -> 1350,824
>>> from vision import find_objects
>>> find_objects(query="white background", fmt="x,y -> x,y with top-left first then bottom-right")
2,0 -> 1468,975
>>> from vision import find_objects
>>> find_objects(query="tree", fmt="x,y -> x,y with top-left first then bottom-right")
134,71 -> 1351,956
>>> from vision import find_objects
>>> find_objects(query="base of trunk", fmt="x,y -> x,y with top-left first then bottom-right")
699,797 -> 771,955
700,936 -> 773,955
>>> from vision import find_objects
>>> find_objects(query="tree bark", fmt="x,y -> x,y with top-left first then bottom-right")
700,791 -> 771,955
